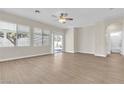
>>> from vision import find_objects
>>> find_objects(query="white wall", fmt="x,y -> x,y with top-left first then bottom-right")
74,18 -> 124,57
0,47 -> 51,61
75,22 -> 107,57
64,17 -> 124,57
0,11 -> 64,62
65,28 -> 75,53
77,26 -> 95,54
94,22 -> 106,57
65,23 -> 107,57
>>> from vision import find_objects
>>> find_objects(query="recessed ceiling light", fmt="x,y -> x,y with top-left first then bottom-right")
35,10 -> 40,14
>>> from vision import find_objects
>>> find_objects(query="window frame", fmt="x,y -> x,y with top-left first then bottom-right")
33,27 -> 43,47
0,21 -> 17,47
16,24 -> 31,47
42,29 -> 51,47
0,20 -> 53,48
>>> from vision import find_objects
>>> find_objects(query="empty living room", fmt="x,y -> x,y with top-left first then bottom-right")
0,8 -> 124,84
1,0 -> 124,92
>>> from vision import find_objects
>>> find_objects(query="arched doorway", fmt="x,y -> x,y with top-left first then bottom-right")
106,22 -> 123,55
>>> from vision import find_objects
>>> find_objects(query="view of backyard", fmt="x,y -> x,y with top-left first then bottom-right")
0,30 -> 30,47
54,35 -> 63,53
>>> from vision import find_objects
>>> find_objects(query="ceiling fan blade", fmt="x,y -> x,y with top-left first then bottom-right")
52,15 -> 57,18
65,18 -> 73,20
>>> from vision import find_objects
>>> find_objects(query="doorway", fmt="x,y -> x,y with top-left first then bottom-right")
53,33 -> 64,53
110,31 -> 122,53
106,22 -> 123,55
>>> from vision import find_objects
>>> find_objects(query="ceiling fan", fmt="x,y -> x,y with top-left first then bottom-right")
52,13 -> 73,24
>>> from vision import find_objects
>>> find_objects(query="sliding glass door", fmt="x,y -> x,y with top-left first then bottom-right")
53,33 -> 64,53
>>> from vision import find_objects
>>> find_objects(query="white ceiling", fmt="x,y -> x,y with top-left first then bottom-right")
0,8 -> 124,29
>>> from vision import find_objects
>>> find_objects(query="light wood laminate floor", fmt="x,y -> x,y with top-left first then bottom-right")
0,53 -> 124,84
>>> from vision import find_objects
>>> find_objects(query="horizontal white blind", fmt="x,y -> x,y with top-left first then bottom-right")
33,28 -> 42,46
17,25 -> 30,46
42,30 -> 50,46
0,21 -> 16,47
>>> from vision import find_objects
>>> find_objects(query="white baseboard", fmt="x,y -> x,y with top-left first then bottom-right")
65,51 -> 75,53
78,50 -> 94,54
120,53 -> 124,56
78,50 -> 107,57
0,52 -> 51,62
94,54 -> 107,57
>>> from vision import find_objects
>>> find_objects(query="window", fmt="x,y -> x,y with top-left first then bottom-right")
33,28 -> 42,46
0,21 -> 16,47
0,20 -> 52,47
42,30 -> 50,46
17,25 -> 30,46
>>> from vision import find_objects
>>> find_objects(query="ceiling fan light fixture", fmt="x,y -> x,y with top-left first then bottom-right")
59,18 -> 66,23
